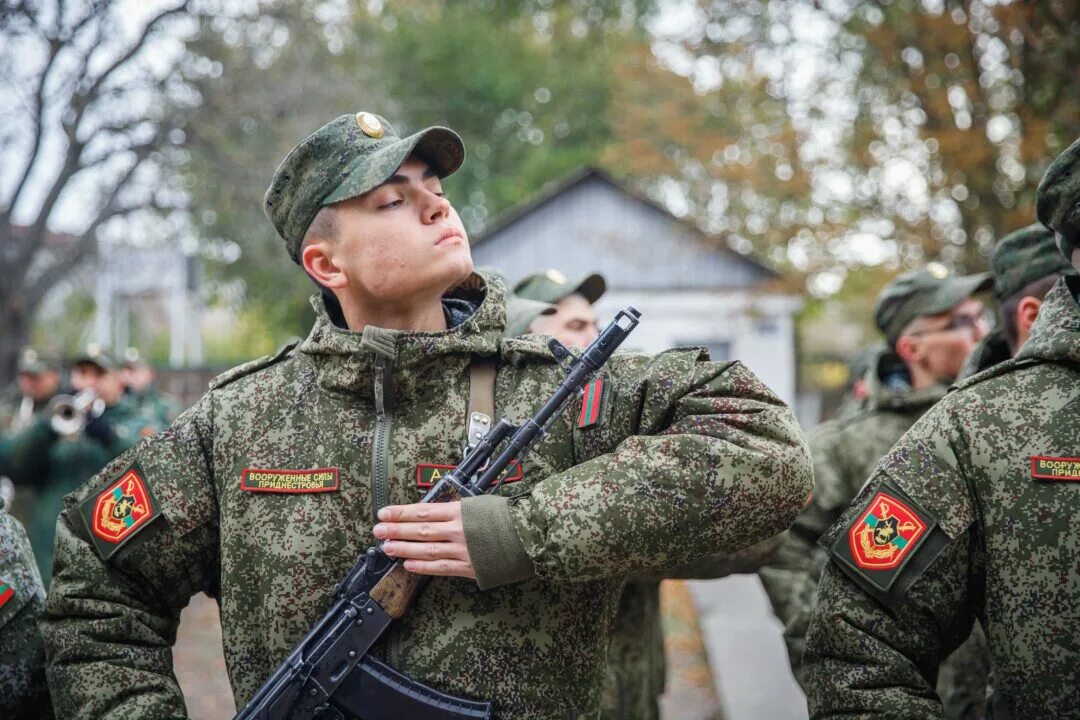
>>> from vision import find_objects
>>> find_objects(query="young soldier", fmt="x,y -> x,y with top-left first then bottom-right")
40,112 -> 812,719
957,223 -> 1076,380
758,265 -> 991,697
515,269 -> 606,349
803,136 -> 1080,718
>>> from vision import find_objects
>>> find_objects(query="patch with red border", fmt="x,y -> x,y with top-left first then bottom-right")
241,467 -> 340,493
416,462 -> 523,490
0,581 -> 13,610
1031,456 -> 1080,482
78,463 -> 162,561
828,483 -> 944,602
577,377 -> 607,429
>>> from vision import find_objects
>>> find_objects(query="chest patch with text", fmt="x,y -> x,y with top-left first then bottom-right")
1031,456 -> 1080,482
416,462 -> 523,489
241,468 -> 340,493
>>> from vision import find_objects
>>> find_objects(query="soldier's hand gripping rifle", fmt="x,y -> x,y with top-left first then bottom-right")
235,307 -> 642,720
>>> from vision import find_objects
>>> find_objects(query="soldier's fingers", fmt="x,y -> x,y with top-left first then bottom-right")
373,519 -> 462,542
377,501 -> 460,523
382,539 -> 469,562
402,558 -> 476,579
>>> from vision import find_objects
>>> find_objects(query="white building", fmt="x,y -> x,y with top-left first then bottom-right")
471,167 -> 802,407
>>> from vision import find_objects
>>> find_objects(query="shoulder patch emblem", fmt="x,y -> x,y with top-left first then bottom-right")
416,461 -> 523,490
0,580 -> 13,610
79,463 -> 161,561
1031,456 -> 1080,482
578,377 -> 606,429
241,467 -> 340,493
829,486 -> 939,600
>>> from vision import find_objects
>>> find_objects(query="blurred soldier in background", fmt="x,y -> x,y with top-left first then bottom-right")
0,349 -> 62,527
515,266 -> 779,720
957,223 -> 1077,380
759,264 -> 992,714
804,137 -> 1080,720
832,343 -> 887,420
120,347 -> 181,426
3,345 -> 160,581
0,496 -> 51,719
514,269 -> 605,348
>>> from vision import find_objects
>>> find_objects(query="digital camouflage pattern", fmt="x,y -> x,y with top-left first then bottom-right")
759,348 -> 947,684
0,498 -> 51,719
601,536 -> 781,720
990,224 -> 1073,302
41,272 -> 812,720
804,275 -> 1080,719
1036,136 -> 1080,259
263,112 -> 465,262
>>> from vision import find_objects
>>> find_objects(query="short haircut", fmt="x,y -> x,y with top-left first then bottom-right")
999,272 -> 1061,352
302,205 -> 339,250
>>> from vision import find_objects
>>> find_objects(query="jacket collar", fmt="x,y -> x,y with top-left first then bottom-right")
1014,275 -> 1080,368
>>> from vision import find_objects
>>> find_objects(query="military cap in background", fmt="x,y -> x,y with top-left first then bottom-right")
16,348 -> 58,375
873,263 -> 992,345
72,343 -> 118,372
513,269 -> 606,306
991,223 -> 1076,301
264,112 -> 466,264
504,296 -> 556,337
122,347 -> 145,368
1036,136 -> 1080,261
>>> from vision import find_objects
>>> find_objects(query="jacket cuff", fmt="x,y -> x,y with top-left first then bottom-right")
461,495 -> 535,590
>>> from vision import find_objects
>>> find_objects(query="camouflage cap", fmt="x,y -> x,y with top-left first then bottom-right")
873,263 -> 992,345
991,223 -> 1075,301
513,270 -> 606,306
264,112 -> 466,264
72,343 -> 118,372
1036,136 -> 1080,261
16,347 -> 57,375
504,295 -> 557,337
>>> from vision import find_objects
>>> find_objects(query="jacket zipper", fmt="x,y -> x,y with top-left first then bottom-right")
371,355 -> 393,522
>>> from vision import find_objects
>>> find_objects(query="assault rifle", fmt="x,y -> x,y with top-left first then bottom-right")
235,306 -> 642,720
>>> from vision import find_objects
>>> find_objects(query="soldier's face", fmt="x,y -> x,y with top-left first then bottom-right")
904,298 -> 989,381
327,157 -> 472,305
18,370 -> 59,402
529,294 -> 599,349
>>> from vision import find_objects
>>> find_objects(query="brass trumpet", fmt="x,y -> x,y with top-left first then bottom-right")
49,389 -> 105,437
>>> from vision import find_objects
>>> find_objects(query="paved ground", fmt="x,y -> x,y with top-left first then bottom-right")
173,575 -> 802,720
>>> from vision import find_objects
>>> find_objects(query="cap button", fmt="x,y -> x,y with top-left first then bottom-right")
355,112 -> 384,139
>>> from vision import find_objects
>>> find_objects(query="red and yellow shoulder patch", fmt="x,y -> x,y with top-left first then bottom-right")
847,492 -> 927,570
79,463 -> 162,561
828,483 -> 944,604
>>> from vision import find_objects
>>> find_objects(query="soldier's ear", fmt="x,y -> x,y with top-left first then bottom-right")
1016,296 -> 1042,339
302,239 -> 346,290
894,335 -> 923,365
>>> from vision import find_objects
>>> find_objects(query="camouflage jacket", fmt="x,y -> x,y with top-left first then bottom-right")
803,275 -> 1080,718
0,498 -> 51,719
602,537 -> 781,720
759,351 -> 946,683
40,273 -> 811,720
956,328 -> 1011,382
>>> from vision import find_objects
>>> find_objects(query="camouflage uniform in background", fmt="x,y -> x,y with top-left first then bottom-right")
803,136 -> 1080,719
759,266 -> 993,717
832,343 -> 887,420
758,348 -> 947,684
41,111 -> 812,720
0,497 -> 51,719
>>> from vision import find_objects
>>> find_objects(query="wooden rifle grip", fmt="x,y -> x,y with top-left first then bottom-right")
369,562 -> 428,619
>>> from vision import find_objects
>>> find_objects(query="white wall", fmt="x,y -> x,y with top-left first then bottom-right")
596,290 -> 802,407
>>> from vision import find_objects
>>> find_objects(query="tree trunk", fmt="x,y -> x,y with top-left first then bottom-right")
0,291 -> 33,387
